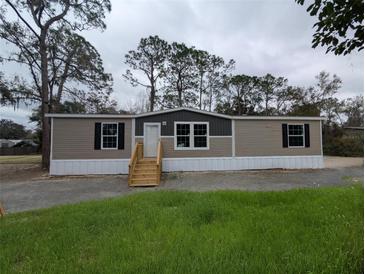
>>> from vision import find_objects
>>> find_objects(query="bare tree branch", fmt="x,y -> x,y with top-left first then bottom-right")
5,0 -> 40,39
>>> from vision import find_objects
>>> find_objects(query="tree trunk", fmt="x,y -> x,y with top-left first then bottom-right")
199,74 -> 203,110
150,84 -> 155,112
40,32 -> 50,169
208,88 -> 213,112
237,90 -> 242,116
53,58 -> 71,112
149,68 -> 155,112
177,78 -> 182,107
178,87 -> 182,107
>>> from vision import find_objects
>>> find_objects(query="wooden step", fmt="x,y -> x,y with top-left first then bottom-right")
135,165 -> 157,170
138,158 -> 157,162
136,162 -> 157,166
133,170 -> 158,175
135,164 -> 157,169
132,173 -> 158,179
130,177 -> 158,186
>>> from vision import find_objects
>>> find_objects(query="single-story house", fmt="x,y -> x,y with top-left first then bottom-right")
0,139 -> 38,148
0,139 -> 22,148
46,108 -> 325,185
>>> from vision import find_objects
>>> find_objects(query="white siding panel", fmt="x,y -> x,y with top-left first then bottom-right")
162,156 -> 323,172
50,156 -> 323,175
50,159 -> 129,175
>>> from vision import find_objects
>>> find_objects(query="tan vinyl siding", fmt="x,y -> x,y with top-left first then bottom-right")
52,118 -> 132,159
135,137 -> 232,158
235,120 -> 321,156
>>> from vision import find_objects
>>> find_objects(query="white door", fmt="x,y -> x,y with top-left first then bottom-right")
144,124 -> 160,157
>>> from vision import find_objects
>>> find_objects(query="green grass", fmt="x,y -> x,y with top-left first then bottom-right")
1,186 -> 363,273
0,155 -> 41,164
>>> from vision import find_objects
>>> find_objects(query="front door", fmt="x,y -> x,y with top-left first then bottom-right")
144,123 -> 160,157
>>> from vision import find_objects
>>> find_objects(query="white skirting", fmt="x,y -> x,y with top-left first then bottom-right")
50,155 -> 323,175
162,155 -> 324,172
50,159 -> 129,175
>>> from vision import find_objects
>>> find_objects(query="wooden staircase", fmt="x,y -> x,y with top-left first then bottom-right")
128,141 -> 162,187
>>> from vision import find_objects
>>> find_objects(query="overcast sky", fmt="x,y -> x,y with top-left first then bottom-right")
1,0 -> 363,129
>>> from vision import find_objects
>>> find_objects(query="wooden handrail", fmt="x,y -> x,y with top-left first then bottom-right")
156,140 -> 162,165
128,142 -> 143,185
156,140 -> 163,184
129,142 -> 139,167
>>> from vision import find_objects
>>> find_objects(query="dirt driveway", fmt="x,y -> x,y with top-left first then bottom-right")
0,156 -> 363,213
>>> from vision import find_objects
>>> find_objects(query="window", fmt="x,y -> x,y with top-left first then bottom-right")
175,122 -> 209,150
288,124 -> 304,147
176,123 -> 190,148
194,124 -> 207,148
102,123 -> 118,149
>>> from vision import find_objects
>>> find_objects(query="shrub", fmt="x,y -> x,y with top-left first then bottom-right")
324,136 -> 363,157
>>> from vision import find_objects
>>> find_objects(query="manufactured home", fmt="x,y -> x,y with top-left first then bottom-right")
46,108 -> 325,186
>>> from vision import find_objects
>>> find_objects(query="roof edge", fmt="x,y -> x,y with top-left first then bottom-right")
45,113 -> 133,118
135,107 -> 232,119
45,107 -> 326,121
232,116 -> 326,121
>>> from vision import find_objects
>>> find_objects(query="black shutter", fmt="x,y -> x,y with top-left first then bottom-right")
118,123 -> 125,150
282,123 -> 288,148
94,123 -> 101,150
304,124 -> 310,147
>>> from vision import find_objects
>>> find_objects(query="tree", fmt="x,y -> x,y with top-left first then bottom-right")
216,74 -> 261,115
321,97 -> 345,125
0,72 -> 34,107
123,35 -> 170,112
191,49 -> 210,110
59,101 -> 86,114
163,42 -> 198,108
123,91 -> 149,114
289,71 -> 342,119
81,90 -> 118,114
1,0 -> 111,168
296,0 -> 364,55
0,25 -> 114,111
342,95 -> 364,126
191,50 -> 235,111
0,119 -> 30,139
257,74 -> 288,115
204,56 -> 235,112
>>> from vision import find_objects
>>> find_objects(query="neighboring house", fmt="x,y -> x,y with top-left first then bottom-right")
0,139 -> 37,148
46,108 -> 325,183
0,139 -> 18,148
0,139 -> 39,156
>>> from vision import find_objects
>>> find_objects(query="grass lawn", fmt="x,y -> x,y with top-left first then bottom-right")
0,155 -> 41,164
1,186 -> 363,273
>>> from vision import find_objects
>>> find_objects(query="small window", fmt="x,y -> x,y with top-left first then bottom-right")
175,122 -> 209,150
102,123 -> 118,149
176,123 -> 190,148
288,124 -> 304,147
194,124 -> 207,148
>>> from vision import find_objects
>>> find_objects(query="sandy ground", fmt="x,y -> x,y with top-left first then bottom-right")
324,156 -> 364,168
0,156 -> 363,213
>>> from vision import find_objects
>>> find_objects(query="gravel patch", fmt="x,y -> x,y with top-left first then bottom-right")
0,157 -> 363,213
